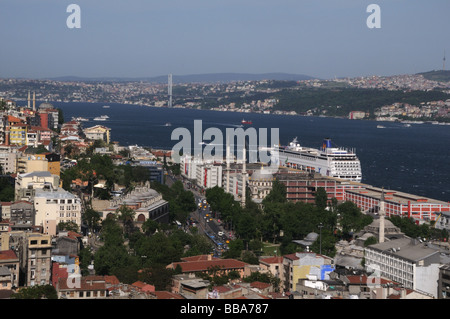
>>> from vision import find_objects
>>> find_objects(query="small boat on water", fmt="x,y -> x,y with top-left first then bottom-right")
71,117 -> 89,122
241,119 -> 252,125
377,125 -> 385,129
93,115 -> 109,121
165,122 -> 172,127
103,105 -> 110,108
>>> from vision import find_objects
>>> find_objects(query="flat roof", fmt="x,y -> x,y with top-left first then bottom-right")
367,238 -> 440,262
346,186 -> 450,206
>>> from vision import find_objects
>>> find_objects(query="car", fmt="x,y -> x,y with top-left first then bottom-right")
218,231 -> 224,236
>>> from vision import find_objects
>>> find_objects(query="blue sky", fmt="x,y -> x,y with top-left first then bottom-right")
0,0 -> 449,79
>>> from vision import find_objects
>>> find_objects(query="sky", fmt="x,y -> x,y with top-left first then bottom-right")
0,0 -> 449,80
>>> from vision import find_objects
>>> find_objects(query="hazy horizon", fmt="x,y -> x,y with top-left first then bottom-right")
1,0 -> 449,80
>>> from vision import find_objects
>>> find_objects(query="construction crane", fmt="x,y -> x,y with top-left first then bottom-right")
433,213 -> 443,228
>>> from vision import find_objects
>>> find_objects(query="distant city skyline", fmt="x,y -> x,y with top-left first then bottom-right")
0,0 -> 449,80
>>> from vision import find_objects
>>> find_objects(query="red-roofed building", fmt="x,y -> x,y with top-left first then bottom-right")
131,281 -> 155,294
250,281 -> 272,295
149,291 -> 185,299
0,250 -> 19,289
167,255 -> 248,278
56,275 -> 109,299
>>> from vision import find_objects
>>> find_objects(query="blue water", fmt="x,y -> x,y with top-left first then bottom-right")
53,102 -> 450,203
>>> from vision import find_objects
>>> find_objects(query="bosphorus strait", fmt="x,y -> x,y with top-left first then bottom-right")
54,101 -> 450,203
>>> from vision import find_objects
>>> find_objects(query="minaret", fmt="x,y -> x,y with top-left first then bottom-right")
27,91 -> 31,109
226,138 -> 230,193
32,92 -> 36,111
241,142 -> 247,207
379,188 -> 385,243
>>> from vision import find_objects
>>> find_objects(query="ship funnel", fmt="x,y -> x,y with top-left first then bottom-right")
322,138 -> 332,149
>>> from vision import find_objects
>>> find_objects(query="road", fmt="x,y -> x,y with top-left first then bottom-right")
166,173 -> 231,256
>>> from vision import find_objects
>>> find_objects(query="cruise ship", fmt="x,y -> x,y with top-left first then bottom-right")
273,137 -> 362,182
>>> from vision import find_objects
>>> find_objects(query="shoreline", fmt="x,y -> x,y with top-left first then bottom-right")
55,100 -> 450,126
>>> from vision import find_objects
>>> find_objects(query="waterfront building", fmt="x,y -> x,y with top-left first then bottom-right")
83,125 -> 111,144
345,187 -> 450,222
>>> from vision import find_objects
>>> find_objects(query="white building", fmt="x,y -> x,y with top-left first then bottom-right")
33,188 -> 82,236
196,164 -> 222,189
0,145 -> 19,174
364,237 -> 442,298
15,171 -> 60,201
180,155 -> 201,180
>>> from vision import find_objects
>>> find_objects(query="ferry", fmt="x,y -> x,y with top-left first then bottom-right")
241,119 -> 252,125
93,115 -> 108,121
103,105 -> 110,108
71,117 -> 89,122
272,137 -> 362,182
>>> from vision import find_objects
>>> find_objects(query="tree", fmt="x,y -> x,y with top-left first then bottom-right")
58,221 -> 79,233
94,218 -> 131,276
337,201 -> 372,237
11,285 -> 57,299
116,205 -> 136,238
262,180 -> 286,204
83,208 -> 101,233
315,187 -> 328,211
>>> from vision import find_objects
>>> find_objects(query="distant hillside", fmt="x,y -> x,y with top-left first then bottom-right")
418,70 -> 450,82
47,72 -> 316,84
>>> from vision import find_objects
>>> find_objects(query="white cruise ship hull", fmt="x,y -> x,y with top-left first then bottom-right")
273,138 -> 362,182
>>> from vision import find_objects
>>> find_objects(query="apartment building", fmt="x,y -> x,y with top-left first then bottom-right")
15,171 -> 60,201
196,164 -> 222,189
26,233 -> 52,286
16,153 -> 48,174
33,188 -> 82,236
282,252 -> 335,292
0,145 -> 19,174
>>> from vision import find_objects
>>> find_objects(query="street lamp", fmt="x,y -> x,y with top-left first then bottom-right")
318,223 -> 324,255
